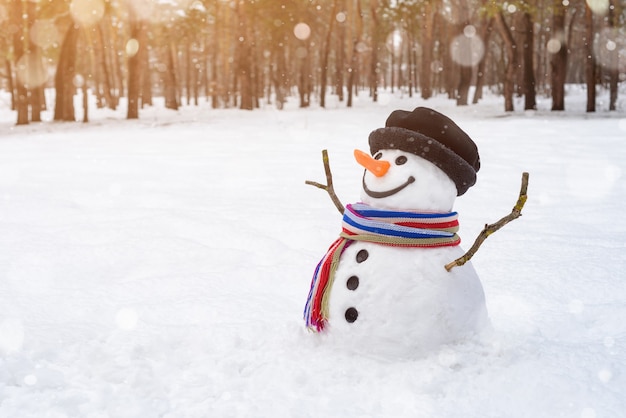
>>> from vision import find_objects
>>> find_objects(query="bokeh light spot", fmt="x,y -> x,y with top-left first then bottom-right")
73,74 -> 85,88
463,25 -> 476,38
547,38 -> 562,54
356,41 -> 368,53
450,33 -> 485,67
0,5 -> 8,22
70,0 -> 105,26
586,0 -> 609,15
594,28 -> 624,71
386,30 -> 404,56
130,0 -> 156,21
430,60 -> 443,73
30,19 -> 60,50
294,22 -> 311,40
336,12 -> 346,23
605,40 -> 616,51
16,52 -> 48,88
126,38 -> 140,57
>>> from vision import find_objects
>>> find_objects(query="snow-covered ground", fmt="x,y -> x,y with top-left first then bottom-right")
0,88 -> 625,417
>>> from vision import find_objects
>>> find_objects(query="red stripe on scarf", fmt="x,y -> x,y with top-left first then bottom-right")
310,238 -> 345,331
396,220 -> 459,229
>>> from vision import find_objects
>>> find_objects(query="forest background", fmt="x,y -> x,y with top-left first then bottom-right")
1,0 -> 624,126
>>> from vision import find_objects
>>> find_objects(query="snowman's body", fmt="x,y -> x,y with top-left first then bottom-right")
306,139 -> 490,357
327,241 -> 488,356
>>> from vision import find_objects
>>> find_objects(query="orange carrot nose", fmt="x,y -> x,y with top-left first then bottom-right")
354,149 -> 390,177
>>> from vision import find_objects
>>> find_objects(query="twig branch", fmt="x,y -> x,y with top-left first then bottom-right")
305,149 -> 345,215
445,172 -> 529,272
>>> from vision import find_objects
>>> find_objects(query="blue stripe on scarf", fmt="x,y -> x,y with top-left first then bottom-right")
349,203 -> 458,220
343,207 -> 455,239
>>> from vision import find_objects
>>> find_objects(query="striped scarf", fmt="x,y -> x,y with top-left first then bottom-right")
303,202 -> 460,332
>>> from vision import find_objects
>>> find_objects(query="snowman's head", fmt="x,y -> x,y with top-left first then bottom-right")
356,149 -> 457,212
356,107 -> 480,212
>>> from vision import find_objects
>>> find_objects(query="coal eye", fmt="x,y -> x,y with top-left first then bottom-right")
395,156 -> 407,165
374,152 -> 383,160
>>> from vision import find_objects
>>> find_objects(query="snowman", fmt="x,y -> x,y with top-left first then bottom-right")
304,107 -> 490,357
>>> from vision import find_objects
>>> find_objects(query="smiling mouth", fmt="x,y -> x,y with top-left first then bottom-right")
362,174 -> 416,198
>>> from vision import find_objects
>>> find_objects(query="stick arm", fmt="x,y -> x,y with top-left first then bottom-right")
445,172 -> 529,272
305,149 -> 345,215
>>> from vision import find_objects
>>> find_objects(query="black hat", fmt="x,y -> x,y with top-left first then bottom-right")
368,107 -> 480,196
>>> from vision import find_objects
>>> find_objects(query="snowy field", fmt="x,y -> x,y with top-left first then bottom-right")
0,88 -> 625,418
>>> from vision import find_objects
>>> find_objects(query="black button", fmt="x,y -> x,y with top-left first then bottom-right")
356,249 -> 368,263
346,276 -> 359,290
345,307 -> 358,323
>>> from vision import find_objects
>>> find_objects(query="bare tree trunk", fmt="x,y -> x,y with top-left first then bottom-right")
456,65 -> 471,106
608,0 -> 618,111
335,0 -> 346,102
420,2 -> 436,100
141,37 -> 152,107
54,24 -> 80,121
82,83 -> 89,123
495,11 -> 517,112
535,2 -> 548,94
347,0 -> 364,108
298,41 -> 311,108
26,0 -> 42,122
193,54 -> 200,106
127,12 -> 146,119
100,14 -> 121,110
201,40 -> 210,103
107,13 -> 123,110
95,24 -> 115,109
211,3 -> 220,109
320,0 -> 338,108
550,4 -> 567,111
473,16 -> 493,104
6,59 -> 15,111
454,1 -> 471,106
443,21 -> 456,99
369,0 -> 379,102
185,38 -> 191,106
236,0 -> 253,110
406,28 -> 414,98
273,46 -> 287,109
164,42 -> 179,110
522,12 -> 536,110
584,3 -> 595,112
11,0 -> 29,125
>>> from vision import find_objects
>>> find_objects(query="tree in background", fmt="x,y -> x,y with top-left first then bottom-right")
607,0 -> 619,111
0,0 -> 624,125
126,1 -> 148,119
495,9 -> 518,112
521,8 -> 537,110
584,0 -> 596,112
10,0 -> 29,125
550,0 -> 568,111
